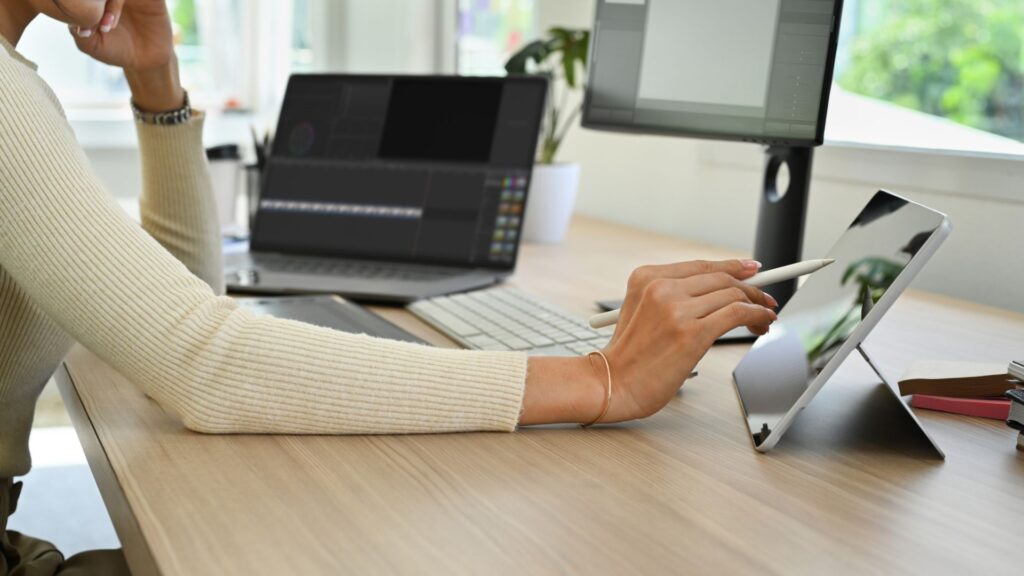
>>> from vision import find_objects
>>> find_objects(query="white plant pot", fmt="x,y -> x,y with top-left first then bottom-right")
522,163 -> 580,244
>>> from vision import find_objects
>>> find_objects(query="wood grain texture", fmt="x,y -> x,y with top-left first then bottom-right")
61,216 -> 1024,576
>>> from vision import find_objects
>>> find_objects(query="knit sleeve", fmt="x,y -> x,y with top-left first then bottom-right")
136,116 -> 225,294
0,50 -> 527,434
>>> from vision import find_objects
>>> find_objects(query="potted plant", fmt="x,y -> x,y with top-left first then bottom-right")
505,27 -> 590,244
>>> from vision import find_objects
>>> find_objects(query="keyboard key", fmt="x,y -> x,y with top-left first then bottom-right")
467,335 -> 509,351
522,333 -> 555,347
425,311 -> 479,337
496,336 -> 532,350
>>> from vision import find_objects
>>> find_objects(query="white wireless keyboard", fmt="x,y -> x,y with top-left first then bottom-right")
408,287 -> 615,356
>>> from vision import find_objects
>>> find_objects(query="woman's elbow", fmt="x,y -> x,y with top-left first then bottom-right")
178,406 -> 234,434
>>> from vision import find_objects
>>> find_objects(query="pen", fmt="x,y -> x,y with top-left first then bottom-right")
588,258 -> 837,329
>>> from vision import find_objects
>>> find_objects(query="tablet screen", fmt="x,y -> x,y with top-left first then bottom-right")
733,191 -> 949,446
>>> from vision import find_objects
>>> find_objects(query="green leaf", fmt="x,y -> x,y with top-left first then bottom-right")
508,27 -> 593,162
505,40 -> 551,75
562,48 -> 577,88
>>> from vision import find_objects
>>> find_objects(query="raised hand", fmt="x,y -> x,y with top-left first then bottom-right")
68,0 -> 175,71
68,0 -> 183,112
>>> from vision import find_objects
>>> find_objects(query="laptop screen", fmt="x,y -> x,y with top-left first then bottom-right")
252,75 -> 548,269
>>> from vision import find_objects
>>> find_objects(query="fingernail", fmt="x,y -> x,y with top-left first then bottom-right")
78,27 -> 93,38
100,13 -> 115,33
742,259 -> 762,270
765,293 -> 779,308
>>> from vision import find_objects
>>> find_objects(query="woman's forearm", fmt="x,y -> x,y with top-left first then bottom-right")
130,56 -> 223,293
135,113 -> 225,293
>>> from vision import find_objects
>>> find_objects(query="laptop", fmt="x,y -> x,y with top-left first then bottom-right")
225,74 -> 548,303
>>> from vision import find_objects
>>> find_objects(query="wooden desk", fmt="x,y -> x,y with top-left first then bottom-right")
57,216 -> 1024,575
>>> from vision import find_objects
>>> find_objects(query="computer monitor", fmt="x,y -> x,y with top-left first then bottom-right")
583,0 -> 845,305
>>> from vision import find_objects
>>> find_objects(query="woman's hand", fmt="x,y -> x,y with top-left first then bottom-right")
68,0 -> 183,112
597,259 -> 778,422
520,259 -> 778,427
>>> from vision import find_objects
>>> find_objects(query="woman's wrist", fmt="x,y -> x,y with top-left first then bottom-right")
519,356 -> 607,426
125,59 -> 184,113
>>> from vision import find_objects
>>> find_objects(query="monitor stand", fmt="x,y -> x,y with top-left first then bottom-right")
753,145 -> 813,309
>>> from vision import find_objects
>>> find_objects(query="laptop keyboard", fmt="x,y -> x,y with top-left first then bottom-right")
250,253 -> 459,282
408,286 -> 615,355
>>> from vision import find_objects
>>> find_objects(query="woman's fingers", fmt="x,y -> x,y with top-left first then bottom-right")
748,325 -> 770,336
685,286 -> 756,318
679,271 -> 777,309
70,24 -> 96,40
100,0 -> 125,33
613,259 -> 767,345
630,259 -> 760,290
685,286 -> 774,336
701,302 -> 777,344
69,24 -> 100,51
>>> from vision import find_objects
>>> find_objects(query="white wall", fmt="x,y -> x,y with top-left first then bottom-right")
537,0 -> 1024,313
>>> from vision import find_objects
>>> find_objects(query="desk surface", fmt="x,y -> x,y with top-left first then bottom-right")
57,216 -> 1024,576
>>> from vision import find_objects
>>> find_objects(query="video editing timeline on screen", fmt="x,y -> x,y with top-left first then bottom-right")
254,75 -> 545,267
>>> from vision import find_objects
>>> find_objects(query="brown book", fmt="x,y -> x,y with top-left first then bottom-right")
897,361 -> 1021,398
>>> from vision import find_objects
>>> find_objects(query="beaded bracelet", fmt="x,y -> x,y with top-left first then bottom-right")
131,90 -> 192,126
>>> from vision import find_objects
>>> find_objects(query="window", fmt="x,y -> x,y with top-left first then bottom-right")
830,0 -> 1024,155
457,0 -> 535,76
18,0 -> 315,111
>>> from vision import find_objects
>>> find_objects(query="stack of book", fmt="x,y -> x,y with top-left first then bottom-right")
1009,361 -> 1024,451
899,361 -> 1022,420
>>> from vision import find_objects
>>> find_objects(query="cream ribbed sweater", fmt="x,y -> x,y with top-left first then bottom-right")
0,38 -> 527,479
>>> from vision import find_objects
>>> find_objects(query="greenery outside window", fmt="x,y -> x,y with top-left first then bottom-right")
832,0 -> 1024,156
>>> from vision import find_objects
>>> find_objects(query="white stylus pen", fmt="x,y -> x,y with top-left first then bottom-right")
588,258 -> 836,329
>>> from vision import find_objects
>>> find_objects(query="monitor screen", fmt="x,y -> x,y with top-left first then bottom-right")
583,0 -> 843,145
253,75 -> 547,269
732,192 -> 949,445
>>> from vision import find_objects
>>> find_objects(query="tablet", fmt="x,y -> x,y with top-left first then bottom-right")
732,191 -> 951,453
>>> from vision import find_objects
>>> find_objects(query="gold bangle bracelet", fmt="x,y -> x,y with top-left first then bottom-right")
582,351 -> 613,428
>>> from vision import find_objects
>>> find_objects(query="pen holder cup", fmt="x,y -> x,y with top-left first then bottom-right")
206,145 -> 243,233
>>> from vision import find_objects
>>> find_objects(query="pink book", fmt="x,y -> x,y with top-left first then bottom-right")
911,395 -> 1011,420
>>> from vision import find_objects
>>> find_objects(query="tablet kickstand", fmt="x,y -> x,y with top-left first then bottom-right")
856,344 -> 946,459
856,344 -> 892,388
